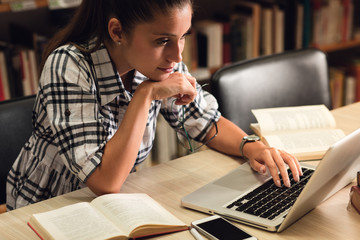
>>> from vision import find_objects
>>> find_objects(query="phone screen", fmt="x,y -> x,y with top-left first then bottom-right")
196,217 -> 253,240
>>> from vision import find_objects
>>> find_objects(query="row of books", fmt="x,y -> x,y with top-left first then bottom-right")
329,60 -> 360,109
311,0 -> 356,46
0,0 -> 81,10
0,42 -> 42,101
184,0 -> 359,75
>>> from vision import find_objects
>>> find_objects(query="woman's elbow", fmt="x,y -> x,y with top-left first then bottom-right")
85,170 -> 126,196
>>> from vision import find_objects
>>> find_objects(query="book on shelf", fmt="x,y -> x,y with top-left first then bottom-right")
231,1 -> 261,59
272,4 -> 284,53
250,105 -> 346,161
350,59 -> 360,102
353,0 -> 360,40
344,75 -> 356,105
230,12 -> 251,61
0,44 -> 16,99
0,57 -> 5,101
194,20 -> 223,70
312,0 -> 355,47
329,67 -> 345,109
295,1 -> 304,49
19,50 -> 33,96
9,47 -> 24,97
326,0 -> 343,44
28,193 -> 188,240
342,0 -> 354,42
222,20 -> 232,65
47,0 -> 81,10
182,27 -> 198,72
301,0 -> 312,48
260,5 -> 273,55
0,51 -> 11,101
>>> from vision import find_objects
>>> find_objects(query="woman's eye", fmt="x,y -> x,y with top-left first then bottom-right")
156,38 -> 170,45
182,31 -> 191,39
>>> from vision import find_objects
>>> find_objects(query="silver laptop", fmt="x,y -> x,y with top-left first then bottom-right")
181,128 -> 360,232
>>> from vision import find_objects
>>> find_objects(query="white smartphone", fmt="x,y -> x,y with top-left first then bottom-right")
191,215 -> 257,240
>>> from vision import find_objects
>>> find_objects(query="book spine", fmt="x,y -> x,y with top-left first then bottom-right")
0,51 -> 11,100
27,222 -> 45,240
132,226 -> 189,240
0,62 -> 5,101
222,21 -> 232,65
350,186 -> 360,214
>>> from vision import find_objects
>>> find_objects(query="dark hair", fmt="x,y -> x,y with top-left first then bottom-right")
40,0 -> 193,71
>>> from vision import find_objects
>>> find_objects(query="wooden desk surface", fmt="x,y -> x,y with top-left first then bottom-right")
1,102 -> 360,240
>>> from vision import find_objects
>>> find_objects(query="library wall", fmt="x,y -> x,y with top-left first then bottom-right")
1,0 -> 360,106
0,3 -> 75,101
1,0 -> 360,164
185,0 -> 360,109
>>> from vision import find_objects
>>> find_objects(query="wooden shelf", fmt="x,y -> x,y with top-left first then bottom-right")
314,39 -> 360,53
0,0 -> 47,12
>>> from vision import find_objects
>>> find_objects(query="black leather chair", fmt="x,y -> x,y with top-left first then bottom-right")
211,48 -> 332,134
0,95 -> 35,207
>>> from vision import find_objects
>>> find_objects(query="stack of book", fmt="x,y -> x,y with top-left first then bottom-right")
349,172 -> 360,214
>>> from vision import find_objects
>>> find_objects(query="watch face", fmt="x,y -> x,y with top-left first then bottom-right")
244,135 -> 260,141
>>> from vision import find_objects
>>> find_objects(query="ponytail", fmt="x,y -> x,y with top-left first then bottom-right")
39,0 -> 108,72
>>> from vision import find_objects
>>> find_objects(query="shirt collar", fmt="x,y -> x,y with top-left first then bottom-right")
88,43 -> 129,106
89,43 -> 150,106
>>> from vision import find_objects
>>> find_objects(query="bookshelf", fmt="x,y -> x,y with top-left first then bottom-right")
315,39 -> 360,53
192,0 -> 360,55
0,0 -> 81,12
0,0 -> 359,165
0,0 -> 360,106
0,1 -> 77,101
0,0 -> 47,12
189,0 -> 360,109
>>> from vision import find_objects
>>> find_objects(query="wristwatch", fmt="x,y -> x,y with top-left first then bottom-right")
240,135 -> 260,159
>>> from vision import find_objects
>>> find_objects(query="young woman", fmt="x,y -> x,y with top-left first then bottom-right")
6,0 -> 302,210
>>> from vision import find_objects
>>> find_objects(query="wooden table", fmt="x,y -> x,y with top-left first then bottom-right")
1,102 -> 360,239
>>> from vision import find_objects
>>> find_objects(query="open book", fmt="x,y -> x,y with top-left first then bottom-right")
28,193 -> 188,240
250,105 -> 345,160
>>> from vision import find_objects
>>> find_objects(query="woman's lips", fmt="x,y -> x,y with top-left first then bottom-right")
158,67 -> 174,73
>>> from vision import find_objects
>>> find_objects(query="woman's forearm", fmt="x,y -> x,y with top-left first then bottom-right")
86,85 -> 153,195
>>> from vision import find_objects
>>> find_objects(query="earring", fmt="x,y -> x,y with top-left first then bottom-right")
117,41 -> 121,46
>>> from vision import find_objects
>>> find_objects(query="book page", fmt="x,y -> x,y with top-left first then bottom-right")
29,202 -> 124,240
251,105 -> 336,135
264,129 -> 345,157
91,193 -> 186,237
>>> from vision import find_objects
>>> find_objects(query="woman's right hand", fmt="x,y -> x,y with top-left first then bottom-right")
141,72 -> 197,105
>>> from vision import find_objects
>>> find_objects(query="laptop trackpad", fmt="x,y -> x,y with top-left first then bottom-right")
213,165 -> 270,192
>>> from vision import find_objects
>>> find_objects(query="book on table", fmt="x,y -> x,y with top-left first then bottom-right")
349,171 -> 360,214
28,193 -> 188,240
350,185 -> 360,214
250,105 -> 346,161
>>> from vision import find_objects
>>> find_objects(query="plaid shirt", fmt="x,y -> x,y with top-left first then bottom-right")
6,42 -> 220,210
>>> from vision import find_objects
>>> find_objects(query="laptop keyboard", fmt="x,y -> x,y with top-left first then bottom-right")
226,168 -> 314,220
